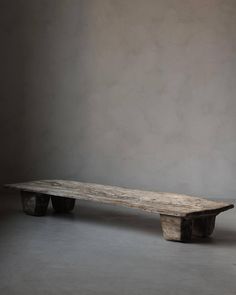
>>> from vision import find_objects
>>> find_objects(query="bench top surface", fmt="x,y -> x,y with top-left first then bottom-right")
6,180 -> 234,217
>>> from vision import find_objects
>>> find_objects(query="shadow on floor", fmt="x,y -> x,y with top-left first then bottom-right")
47,201 -> 236,246
208,227 -> 236,247
49,201 -> 163,236
1,196 -> 235,246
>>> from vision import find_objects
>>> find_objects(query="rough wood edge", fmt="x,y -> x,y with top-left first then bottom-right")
4,182 -> 234,218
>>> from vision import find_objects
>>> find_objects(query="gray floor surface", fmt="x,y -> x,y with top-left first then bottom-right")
0,192 -> 235,295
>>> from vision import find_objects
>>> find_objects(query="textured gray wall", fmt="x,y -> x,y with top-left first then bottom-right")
1,0 -> 236,198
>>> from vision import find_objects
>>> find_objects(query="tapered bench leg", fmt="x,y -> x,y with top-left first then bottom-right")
192,215 -> 216,238
160,214 -> 217,242
160,215 -> 192,242
51,196 -> 75,213
21,191 -> 50,216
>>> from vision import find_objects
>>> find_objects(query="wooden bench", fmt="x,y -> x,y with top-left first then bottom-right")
5,180 -> 234,242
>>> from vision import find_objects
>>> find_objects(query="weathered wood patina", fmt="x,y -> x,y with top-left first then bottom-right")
5,180 -> 234,242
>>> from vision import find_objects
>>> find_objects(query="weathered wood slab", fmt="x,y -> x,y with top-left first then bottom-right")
5,180 -> 233,217
5,180 -> 234,242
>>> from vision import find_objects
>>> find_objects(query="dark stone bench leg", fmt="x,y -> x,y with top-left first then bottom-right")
51,196 -> 75,213
21,191 -> 50,216
160,215 -> 192,242
192,215 -> 216,238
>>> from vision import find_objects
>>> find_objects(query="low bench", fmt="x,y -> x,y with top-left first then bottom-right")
5,180 -> 234,242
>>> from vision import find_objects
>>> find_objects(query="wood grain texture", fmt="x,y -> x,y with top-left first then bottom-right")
160,215 -> 193,242
6,180 -> 234,217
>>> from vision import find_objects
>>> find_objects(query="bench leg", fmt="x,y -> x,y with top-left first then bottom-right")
21,191 -> 50,216
192,215 -> 216,238
160,215 -> 192,242
51,196 -> 75,213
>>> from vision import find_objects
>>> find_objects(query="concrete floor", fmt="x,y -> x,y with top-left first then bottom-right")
0,192 -> 235,295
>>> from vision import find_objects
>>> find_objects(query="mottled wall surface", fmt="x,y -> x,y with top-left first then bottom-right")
1,0 -> 236,198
